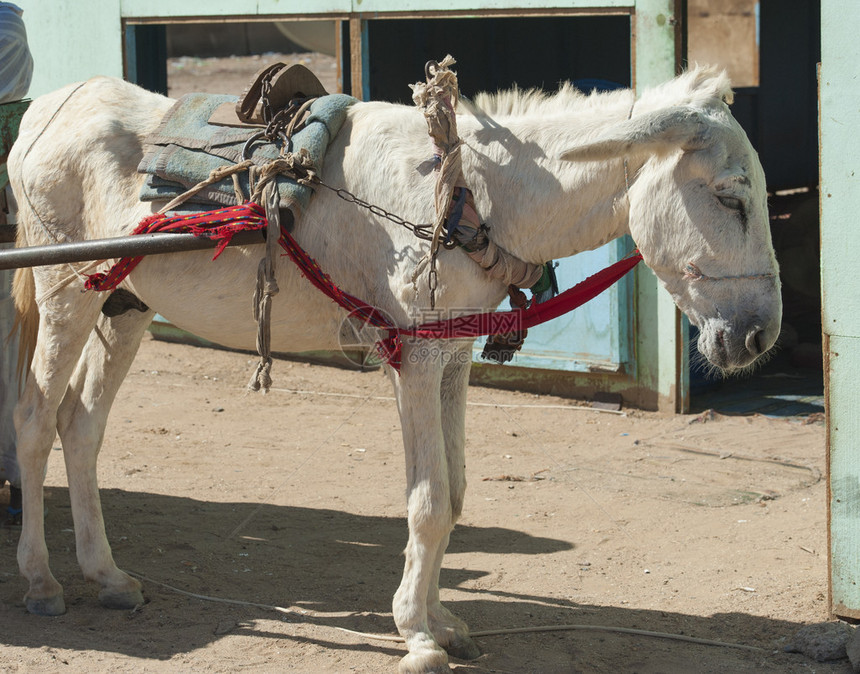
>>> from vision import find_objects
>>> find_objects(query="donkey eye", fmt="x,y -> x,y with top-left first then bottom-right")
717,195 -> 744,211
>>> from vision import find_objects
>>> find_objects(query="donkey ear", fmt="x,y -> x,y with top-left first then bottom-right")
558,107 -> 708,162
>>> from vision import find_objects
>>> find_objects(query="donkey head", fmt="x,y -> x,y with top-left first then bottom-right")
559,72 -> 782,373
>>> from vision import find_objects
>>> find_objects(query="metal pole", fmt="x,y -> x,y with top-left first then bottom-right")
0,229 -> 266,271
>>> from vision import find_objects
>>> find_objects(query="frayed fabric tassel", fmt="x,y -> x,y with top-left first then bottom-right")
248,183 -> 281,393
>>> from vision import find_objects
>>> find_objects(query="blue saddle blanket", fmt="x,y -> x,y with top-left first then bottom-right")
137,92 -> 356,212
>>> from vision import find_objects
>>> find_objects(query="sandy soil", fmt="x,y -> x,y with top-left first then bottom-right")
166,53 -> 340,99
0,53 -> 848,674
0,333 -> 842,673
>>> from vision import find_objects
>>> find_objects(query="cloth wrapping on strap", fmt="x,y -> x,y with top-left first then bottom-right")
137,92 -> 356,213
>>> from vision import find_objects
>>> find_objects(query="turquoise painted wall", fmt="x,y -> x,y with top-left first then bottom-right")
15,1 -> 123,97
820,0 -> 860,620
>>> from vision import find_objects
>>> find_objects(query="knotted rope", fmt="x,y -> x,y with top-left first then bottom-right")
158,160 -> 255,214
411,57 -> 461,257
247,183 -> 282,392
410,55 -> 543,309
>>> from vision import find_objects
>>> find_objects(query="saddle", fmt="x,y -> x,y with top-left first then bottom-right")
137,63 -> 355,213
208,62 -> 329,129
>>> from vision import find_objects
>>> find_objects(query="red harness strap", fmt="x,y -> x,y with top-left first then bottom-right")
85,204 -> 269,291
378,250 -> 642,368
87,202 -> 643,370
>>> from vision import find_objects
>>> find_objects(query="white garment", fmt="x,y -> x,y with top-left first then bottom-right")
0,3 -> 32,103
0,2 -> 30,485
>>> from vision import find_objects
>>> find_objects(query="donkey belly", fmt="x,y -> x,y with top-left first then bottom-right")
124,245 -> 346,353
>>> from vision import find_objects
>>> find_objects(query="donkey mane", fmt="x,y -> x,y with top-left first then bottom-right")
463,65 -> 733,119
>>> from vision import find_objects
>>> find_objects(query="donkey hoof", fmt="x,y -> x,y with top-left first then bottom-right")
98,587 -> 144,610
398,649 -> 452,674
443,634 -> 481,661
26,593 -> 66,616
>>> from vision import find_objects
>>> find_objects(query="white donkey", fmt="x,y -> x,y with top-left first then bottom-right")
8,66 -> 780,673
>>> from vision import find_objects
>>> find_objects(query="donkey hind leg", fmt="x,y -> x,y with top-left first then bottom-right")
391,345 -> 461,674
15,288 -> 105,616
56,306 -> 155,610
425,354 -> 480,661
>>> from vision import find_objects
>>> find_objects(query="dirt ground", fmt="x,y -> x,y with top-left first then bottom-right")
0,54 -> 849,673
0,333 -> 842,674
165,52 -> 341,99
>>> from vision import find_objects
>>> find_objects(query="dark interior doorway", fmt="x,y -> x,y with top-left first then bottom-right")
688,0 -> 822,417
363,15 -> 631,103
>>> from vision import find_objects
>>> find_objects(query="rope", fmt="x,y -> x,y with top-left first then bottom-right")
158,160 -> 254,214
126,570 -> 767,654
339,624 -> 767,653
84,56 -> 641,380
276,221 -> 643,370
247,183 -> 281,392
410,56 -> 543,307
248,150 -> 317,205
35,258 -> 105,306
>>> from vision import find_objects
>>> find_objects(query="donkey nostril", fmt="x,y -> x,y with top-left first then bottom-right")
746,328 -> 766,355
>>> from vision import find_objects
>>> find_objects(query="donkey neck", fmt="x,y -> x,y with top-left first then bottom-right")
458,99 -> 635,265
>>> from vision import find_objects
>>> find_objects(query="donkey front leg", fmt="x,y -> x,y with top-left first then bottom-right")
56,306 -> 155,609
391,347 -> 455,674
425,352 -> 480,661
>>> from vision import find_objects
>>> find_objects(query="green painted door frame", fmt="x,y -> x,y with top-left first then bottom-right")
632,1 -> 688,412
821,0 -> 860,621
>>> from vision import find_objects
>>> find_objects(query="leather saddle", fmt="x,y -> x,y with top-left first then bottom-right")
208,62 -> 329,129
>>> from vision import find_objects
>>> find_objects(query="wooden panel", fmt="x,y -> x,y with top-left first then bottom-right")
119,0 -> 634,20
686,0 -> 758,87
632,0 -> 684,411
632,0 -> 678,89
821,0 -> 860,619
825,336 -> 860,618
348,18 -> 368,100
353,0 -> 632,11
120,0 -> 350,19
820,74 -> 860,336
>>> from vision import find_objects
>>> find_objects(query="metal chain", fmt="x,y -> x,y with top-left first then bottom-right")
260,68 -> 277,126
312,178 -> 453,245
257,67 -> 437,242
